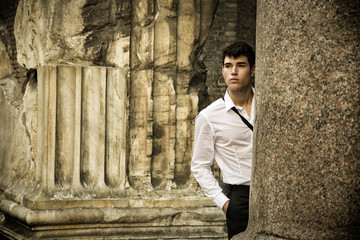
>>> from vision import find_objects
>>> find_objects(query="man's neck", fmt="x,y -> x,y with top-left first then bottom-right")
228,86 -> 253,107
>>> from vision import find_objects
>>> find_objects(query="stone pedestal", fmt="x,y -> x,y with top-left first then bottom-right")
235,1 -> 360,239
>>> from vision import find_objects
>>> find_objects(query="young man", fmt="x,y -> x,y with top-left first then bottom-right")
191,41 -> 255,239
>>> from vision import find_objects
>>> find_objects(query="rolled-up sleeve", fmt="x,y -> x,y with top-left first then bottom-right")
191,112 -> 229,209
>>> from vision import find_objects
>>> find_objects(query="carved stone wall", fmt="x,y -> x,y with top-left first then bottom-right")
0,0 -> 246,239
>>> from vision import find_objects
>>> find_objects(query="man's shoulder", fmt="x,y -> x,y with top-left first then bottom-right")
198,98 -> 225,116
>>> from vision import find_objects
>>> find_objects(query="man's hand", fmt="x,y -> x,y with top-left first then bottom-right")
222,200 -> 230,214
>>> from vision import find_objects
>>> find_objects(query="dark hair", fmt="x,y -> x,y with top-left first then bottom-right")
222,41 -> 255,69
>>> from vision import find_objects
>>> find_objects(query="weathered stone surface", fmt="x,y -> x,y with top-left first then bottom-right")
0,39 -> 12,79
14,0 -> 131,68
0,0 -> 237,239
0,15 -> 37,205
0,81 -> 18,187
235,1 -> 360,239
14,0 -> 86,68
0,79 -> 37,205
3,77 -> 37,204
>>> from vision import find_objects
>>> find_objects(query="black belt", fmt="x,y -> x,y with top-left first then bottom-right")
229,184 -> 250,191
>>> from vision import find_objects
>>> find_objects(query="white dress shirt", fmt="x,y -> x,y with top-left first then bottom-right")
191,88 -> 255,209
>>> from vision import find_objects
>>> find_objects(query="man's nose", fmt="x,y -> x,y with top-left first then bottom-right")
231,66 -> 238,74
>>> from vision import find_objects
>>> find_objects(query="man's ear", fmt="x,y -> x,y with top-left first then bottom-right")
251,65 -> 255,77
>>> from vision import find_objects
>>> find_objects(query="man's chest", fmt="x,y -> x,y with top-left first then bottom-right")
210,116 -> 252,145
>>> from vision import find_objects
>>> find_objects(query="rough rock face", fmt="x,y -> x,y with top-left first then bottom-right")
0,35 -> 12,79
15,0 -> 86,68
1,76 -> 37,203
14,0 -> 131,68
0,16 -> 35,200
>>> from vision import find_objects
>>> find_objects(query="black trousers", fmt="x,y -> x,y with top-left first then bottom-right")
226,185 -> 250,240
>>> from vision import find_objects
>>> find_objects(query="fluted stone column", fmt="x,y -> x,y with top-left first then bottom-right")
129,0 -> 220,192
235,1 -> 359,239
27,65 -> 128,203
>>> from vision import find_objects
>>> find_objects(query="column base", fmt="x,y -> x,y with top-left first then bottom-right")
1,222 -> 227,240
0,197 -> 227,239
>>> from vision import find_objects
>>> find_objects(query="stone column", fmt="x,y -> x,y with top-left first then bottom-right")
235,1 -> 359,239
29,65 -> 128,201
129,0 -> 155,190
129,0 -> 220,192
152,0 -> 177,189
175,0 -> 219,188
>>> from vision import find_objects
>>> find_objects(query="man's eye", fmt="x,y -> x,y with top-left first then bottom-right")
224,65 -> 231,68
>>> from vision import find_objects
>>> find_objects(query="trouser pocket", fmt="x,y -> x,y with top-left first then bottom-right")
225,188 -> 249,239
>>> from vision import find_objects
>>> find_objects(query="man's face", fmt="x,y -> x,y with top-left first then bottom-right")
222,55 -> 255,92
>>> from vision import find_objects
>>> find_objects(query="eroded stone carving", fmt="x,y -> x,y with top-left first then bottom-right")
1,0 -> 224,239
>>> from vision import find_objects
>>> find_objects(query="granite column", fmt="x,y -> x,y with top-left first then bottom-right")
235,1 -> 359,239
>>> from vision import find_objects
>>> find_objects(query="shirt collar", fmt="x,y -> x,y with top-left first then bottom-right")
224,87 -> 255,112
